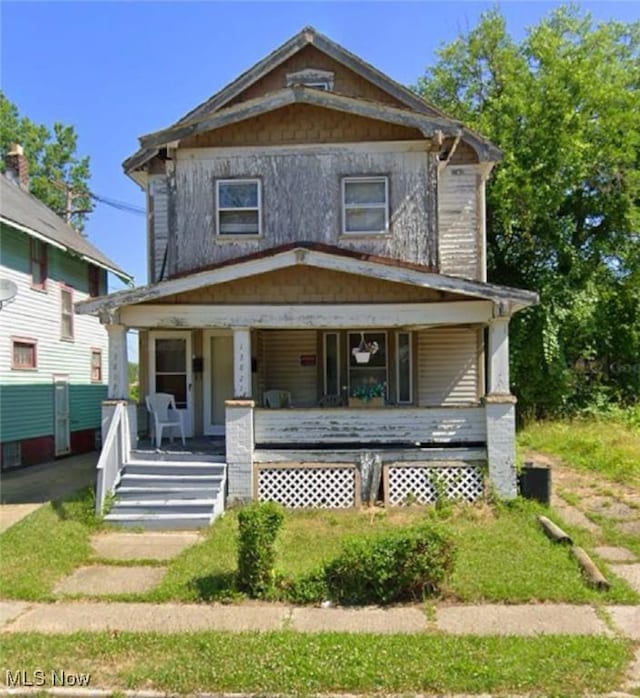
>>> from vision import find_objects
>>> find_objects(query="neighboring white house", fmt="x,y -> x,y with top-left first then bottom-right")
0,147 -> 132,469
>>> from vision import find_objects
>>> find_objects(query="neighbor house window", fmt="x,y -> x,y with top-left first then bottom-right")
396,332 -> 413,404
12,338 -> 37,369
216,179 -> 261,236
61,286 -> 74,340
30,239 -> 47,289
342,176 -> 389,234
91,349 -> 102,382
88,264 -> 101,297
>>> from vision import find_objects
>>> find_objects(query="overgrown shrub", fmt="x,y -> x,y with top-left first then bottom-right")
321,523 -> 455,605
236,501 -> 284,598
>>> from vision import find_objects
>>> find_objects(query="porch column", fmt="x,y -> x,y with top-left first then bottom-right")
233,326 -> 252,398
106,323 -> 129,400
485,316 -> 517,499
225,399 -> 255,502
488,316 -> 510,394
102,321 -> 137,448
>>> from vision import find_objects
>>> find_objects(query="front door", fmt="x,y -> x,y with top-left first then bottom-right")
203,331 -> 234,435
53,375 -> 70,456
149,331 -> 194,436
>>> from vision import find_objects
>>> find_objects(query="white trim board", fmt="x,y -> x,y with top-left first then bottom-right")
121,301 -> 494,329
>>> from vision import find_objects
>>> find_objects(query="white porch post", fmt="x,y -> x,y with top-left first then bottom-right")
485,315 -> 517,499
233,326 -> 252,398
227,327 -> 254,501
102,319 -> 137,448
106,323 -> 129,400
488,316 -> 510,394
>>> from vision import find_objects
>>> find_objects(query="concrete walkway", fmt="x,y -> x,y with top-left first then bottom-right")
1,599 -> 638,637
0,452 -> 97,532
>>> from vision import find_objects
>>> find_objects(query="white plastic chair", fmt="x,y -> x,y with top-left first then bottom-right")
145,393 -> 186,448
263,390 -> 292,408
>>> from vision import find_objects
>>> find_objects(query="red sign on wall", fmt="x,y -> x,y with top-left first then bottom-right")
299,354 -> 317,367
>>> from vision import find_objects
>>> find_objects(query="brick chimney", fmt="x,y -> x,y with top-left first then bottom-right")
6,144 -> 29,190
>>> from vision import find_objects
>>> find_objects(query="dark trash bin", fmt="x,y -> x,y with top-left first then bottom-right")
518,462 -> 551,505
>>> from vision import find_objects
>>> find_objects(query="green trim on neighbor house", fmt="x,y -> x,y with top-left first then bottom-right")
0,383 -> 107,442
0,223 -> 107,295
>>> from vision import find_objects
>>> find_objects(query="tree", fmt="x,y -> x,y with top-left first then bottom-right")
0,92 -> 93,231
416,6 -> 640,417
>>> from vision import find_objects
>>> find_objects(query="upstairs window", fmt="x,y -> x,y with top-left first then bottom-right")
342,176 -> 389,235
88,264 -> 101,297
61,286 -> 74,340
30,239 -> 47,289
216,179 -> 261,236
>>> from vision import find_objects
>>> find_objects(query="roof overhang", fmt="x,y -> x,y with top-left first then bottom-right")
1,214 -> 133,285
76,243 -> 538,319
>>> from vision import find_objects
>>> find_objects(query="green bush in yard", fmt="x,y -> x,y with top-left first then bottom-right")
236,501 -> 284,598
322,523 -> 455,605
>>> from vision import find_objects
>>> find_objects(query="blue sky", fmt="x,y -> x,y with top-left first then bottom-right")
2,1 -> 639,359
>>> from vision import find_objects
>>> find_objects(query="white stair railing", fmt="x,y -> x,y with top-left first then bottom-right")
95,402 -> 131,515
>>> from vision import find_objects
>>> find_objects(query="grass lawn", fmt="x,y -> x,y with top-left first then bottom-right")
518,409 -> 640,486
147,501 -> 638,604
0,631 -> 631,696
3,488 -> 636,603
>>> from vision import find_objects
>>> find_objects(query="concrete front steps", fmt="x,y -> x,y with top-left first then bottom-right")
105,454 -> 226,530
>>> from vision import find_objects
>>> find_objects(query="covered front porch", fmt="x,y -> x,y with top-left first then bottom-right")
77,244 -> 537,509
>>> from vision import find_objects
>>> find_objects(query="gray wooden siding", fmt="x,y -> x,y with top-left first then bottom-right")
438,166 -> 480,279
417,327 -> 479,406
149,175 -> 170,282
262,330 -> 318,406
172,146 -> 437,274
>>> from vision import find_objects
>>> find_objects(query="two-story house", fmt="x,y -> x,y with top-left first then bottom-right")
0,146 -> 132,469
78,28 -> 537,526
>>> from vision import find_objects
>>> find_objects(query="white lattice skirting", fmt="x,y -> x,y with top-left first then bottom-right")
257,466 -> 357,508
386,465 -> 484,506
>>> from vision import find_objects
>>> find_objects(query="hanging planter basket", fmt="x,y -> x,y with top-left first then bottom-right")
353,351 -> 371,364
352,333 -> 379,365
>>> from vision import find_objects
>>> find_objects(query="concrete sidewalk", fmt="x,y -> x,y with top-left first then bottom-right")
1,599 -> 638,637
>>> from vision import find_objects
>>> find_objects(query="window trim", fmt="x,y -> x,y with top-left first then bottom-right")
30,238 -> 48,290
11,336 -> 37,370
395,331 -> 413,404
90,348 -> 103,383
60,285 -> 74,341
215,178 -> 262,238
341,176 -> 389,236
322,332 -> 341,397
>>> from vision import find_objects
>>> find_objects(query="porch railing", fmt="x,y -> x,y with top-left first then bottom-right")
95,401 -> 130,515
254,406 -> 486,446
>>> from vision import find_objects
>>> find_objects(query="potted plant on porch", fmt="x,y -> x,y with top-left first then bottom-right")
348,382 -> 386,408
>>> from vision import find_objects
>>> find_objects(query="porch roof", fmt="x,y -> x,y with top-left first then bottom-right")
75,242 -> 539,318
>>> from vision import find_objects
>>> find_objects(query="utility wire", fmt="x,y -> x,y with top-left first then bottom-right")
90,192 -> 145,215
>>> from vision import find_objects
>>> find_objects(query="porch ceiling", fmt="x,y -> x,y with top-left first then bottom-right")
75,242 -> 539,319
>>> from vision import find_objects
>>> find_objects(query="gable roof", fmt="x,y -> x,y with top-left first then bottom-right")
0,175 -> 133,284
124,26 -> 502,175
76,242 -> 538,317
